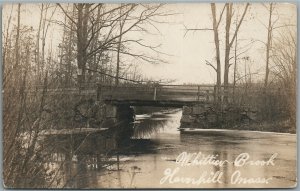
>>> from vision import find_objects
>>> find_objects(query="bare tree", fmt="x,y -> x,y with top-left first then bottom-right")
14,3 -> 21,83
35,4 -> 43,82
210,3 -> 223,102
185,3 -> 225,102
271,27 -> 296,124
223,3 -> 249,102
264,3 -> 274,90
115,4 -> 135,86
57,3 -> 168,87
2,5 -> 14,82
185,3 -> 249,103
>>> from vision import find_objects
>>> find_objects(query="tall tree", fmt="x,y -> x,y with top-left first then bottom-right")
14,3 -> 21,82
210,3 -> 222,102
185,4 -> 225,102
58,3 -> 167,87
36,4 -> 43,81
264,3 -> 274,90
115,5 -> 125,86
223,3 -> 249,102
76,4 -> 91,86
185,3 -> 249,103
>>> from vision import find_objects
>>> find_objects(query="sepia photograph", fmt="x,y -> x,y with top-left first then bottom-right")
2,2 -> 297,189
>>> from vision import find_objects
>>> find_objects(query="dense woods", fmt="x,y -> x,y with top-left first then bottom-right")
2,3 -> 296,188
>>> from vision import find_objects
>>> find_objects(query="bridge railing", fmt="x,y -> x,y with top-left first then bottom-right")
97,84 -> 219,103
21,82 -> 284,106
96,83 -> 280,105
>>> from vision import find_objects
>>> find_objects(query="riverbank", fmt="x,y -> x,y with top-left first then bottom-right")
180,120 -> 296,134
179,104 -> 296,134
230,120 -> 296,134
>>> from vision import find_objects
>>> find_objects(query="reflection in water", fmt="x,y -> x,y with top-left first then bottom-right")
132,109 -> 181,138
42,108 -> 296,189
41,130 -> 119,188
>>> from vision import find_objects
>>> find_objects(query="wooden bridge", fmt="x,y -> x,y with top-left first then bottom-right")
95,84 -> 222,107
31,83 -> 263,108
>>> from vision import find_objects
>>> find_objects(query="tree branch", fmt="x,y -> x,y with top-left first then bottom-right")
229,3 -> 250,47
205,60 -> 217,72
57,3 -> 77,26
216,4 -> 226,28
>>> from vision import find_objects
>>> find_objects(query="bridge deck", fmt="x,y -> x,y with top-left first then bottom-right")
26,84 -> 263,107
97,84 -> 218,105
104,99 -> 211,107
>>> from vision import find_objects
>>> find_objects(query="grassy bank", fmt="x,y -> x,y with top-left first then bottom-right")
229,120 -> 296,134
182,119 -> 296,134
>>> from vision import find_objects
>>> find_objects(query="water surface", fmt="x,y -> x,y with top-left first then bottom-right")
48,109 -> 297,189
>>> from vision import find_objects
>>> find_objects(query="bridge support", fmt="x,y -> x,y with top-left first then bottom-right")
180,104 -> 217,129
100,104 -> 135,146
100,104 -> 134,126
180,104 -> 257,129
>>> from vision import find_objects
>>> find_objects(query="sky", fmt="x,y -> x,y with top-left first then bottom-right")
2,3 -> 297,84
133,3 -> 297,84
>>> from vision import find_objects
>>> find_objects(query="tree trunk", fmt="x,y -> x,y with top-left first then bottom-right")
66,5 -> 76,87
41,5 -> 49,80
115,6 -> 124,86
12,3 -> 21,87
115,36 -> 122,86
76,3 -> 90,88
233,30 -> 238,102
223,4 -> 232,103
36,4 -> 43,82
3,5 -> 14,83
211,3 -> 221,103
264,3 -> 273,90
15,3 -> 21,71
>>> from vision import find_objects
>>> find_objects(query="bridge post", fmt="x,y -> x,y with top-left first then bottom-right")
206,90 -> 210,102
213,85 -> 217,103
197,86 -> 200,101
153,86 -> 157,100
96,84 -> 102,101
